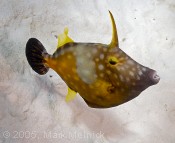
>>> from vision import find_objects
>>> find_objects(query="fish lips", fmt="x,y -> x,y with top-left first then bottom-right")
147,70 -> 160,85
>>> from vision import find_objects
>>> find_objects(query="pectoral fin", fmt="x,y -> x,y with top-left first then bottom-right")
65,87 -> 77,102
57,27 -> 74,49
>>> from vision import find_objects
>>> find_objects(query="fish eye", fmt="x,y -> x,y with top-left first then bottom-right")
109,60 -> 117,65
108,56 -> 118,65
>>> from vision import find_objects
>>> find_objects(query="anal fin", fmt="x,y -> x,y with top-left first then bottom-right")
65,87 -> 77,102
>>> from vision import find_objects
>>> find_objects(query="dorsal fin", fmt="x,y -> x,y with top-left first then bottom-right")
57,27 -> 74,49
108,11 -> 119,49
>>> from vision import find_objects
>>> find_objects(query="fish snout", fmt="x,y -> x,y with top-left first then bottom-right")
148,70 -> 160,84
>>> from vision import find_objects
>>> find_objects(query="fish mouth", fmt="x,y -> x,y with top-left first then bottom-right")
128,70 -> 160,99
148,70 -> 160,85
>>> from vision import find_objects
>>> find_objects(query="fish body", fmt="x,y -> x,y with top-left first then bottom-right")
26,11 -> 160,108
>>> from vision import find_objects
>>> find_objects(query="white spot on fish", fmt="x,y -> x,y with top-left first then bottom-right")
92,48 -> 98,54
120,57 -> 125,61
125,56 -> 129,60
137,65 -> 140,69
100,54 -> 104,60
119,75 -> 124,81
124,65 -> 129,69
128,60 -> 135,65
132,68 -> 136,72
142,67 -> 147,72
138,70 -> 142,76
121,67 -> 125,71
129,71 -> 135,77
94,74 -> 98,78
119,67 -> 125,71
136,75 -> 140,80
126,77 -> 130,82
98,64 -> 104,70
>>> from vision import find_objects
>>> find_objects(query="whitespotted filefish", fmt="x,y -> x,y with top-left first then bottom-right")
25,11 -> 160,108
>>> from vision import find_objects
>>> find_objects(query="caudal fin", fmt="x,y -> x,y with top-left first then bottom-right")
26,38 -> 49,75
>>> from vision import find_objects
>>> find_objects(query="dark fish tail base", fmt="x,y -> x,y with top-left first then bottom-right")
26,38 -> 49,75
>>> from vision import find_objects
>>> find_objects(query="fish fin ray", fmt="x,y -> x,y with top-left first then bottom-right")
57,27 -> 74,49
26,38 -> 50,75
65,87 -> 77,102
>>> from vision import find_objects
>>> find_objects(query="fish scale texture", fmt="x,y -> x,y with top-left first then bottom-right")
0,0 -> 175,143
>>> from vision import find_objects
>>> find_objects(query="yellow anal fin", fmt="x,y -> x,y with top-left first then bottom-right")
57,27 -> 74,49
65,87 -> 77,102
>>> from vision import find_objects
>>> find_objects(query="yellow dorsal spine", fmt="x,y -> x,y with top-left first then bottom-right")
108,11 -> 119,48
